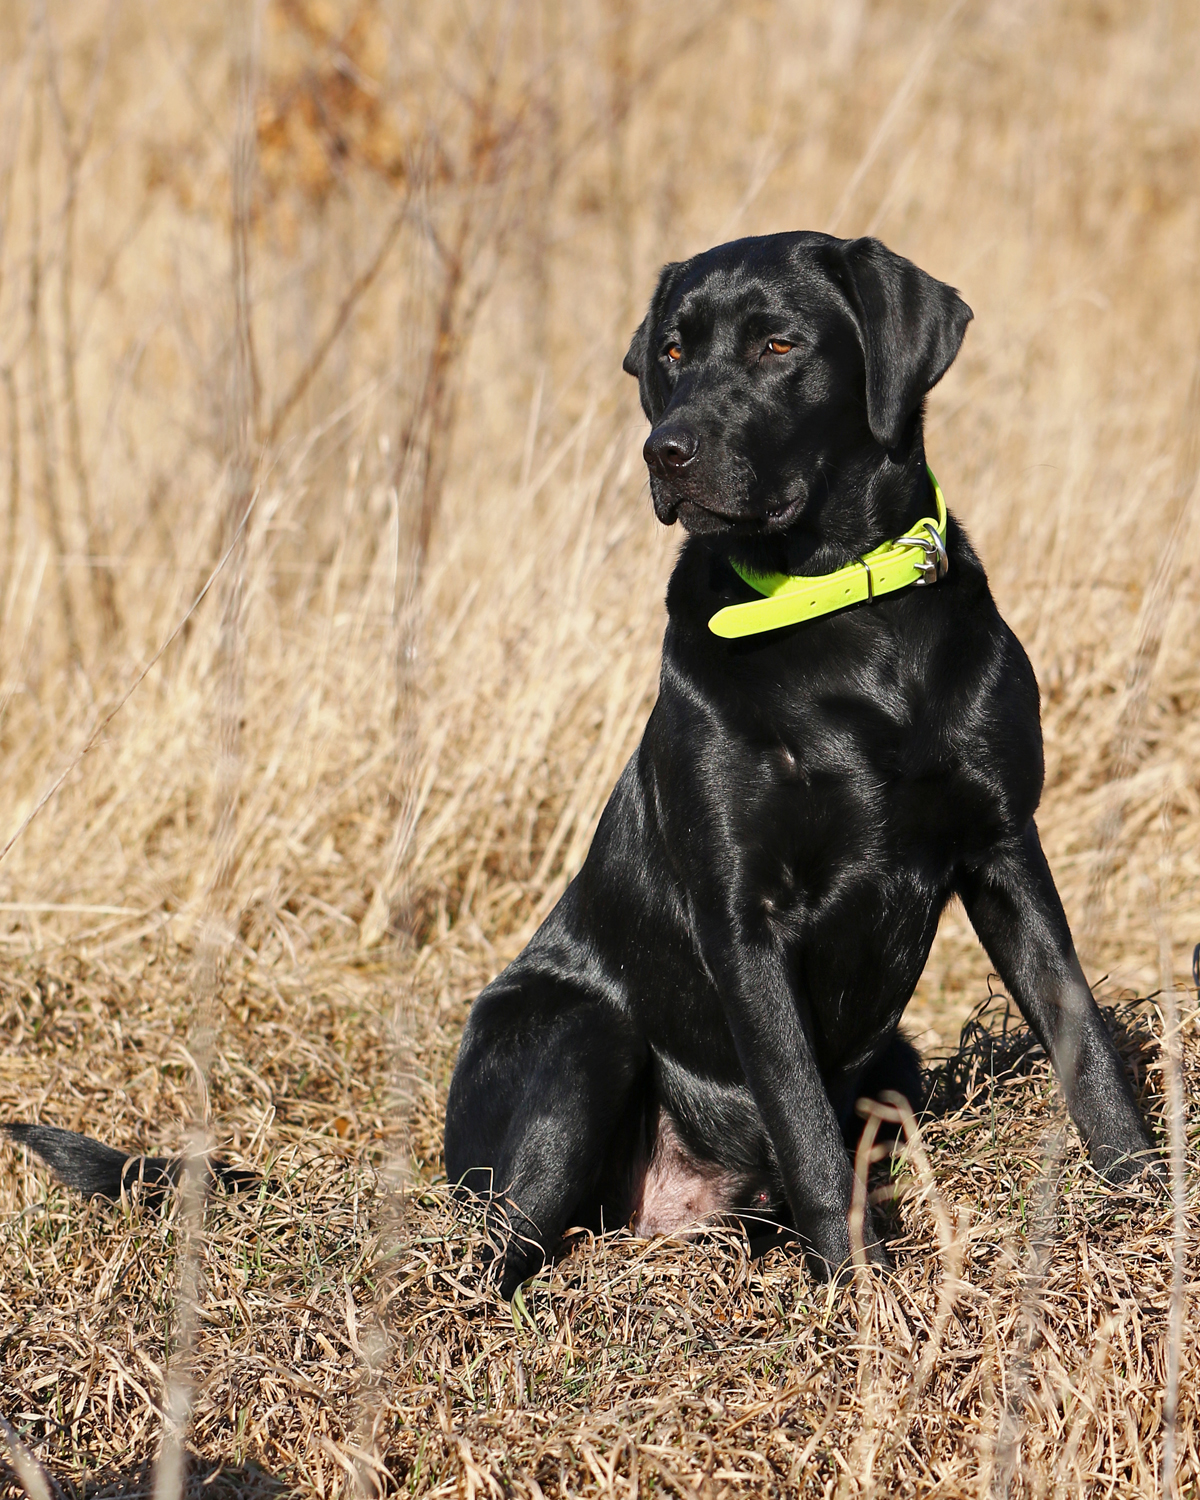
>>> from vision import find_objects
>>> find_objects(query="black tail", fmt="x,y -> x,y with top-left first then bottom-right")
3,1124 -> 260,1205
859,1031 -> 925,1116
839,1030 -> 926,1147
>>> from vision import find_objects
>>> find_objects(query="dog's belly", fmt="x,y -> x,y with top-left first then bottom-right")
629,1110 -> 771,1236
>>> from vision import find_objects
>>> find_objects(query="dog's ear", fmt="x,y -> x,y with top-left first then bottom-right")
623,260 -> 687,420
839,237 -> 973,451
624,316 -> 651,384
622,317 -> 649,379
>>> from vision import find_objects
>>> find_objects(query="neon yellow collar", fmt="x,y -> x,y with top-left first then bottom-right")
708,466 -> 949,639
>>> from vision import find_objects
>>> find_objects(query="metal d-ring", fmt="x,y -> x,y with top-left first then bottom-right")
899,521 -> 949,585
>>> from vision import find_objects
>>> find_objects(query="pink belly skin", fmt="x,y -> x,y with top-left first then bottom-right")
628,1112 -> 771,1236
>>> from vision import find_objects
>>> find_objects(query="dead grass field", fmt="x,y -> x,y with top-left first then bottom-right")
0,0 -> 1198,1494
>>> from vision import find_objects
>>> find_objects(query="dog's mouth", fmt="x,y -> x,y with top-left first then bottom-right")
651,474 -> 806,536
660,498 -> 744,534
649,458 -> 756,532
761,487 -> 808,531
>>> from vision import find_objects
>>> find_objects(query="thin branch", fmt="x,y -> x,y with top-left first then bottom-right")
43,0 -> 121,168
27,24 -> 82,670
266,193 -> 413,447
1078,343 -> 1200,964
1155,788 -> 1186,1499
0,478 -> 262,871
990,1127 -> 1065,1497
1,365 -> 19,628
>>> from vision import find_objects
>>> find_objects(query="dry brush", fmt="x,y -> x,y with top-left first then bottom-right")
0,0 -> 1198,1494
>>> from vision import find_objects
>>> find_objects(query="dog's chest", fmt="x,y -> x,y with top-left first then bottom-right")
746,700 -> 986,882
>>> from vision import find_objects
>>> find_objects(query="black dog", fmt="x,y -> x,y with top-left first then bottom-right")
444,231 -> 1158,1298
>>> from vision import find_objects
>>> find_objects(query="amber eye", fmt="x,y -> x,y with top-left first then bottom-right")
664,343 -> 682,363
766,339 -> 794,355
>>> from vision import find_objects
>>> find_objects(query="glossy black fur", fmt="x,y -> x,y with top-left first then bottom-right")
444,232 -> 1159,1297
2,1123 -> 258,1203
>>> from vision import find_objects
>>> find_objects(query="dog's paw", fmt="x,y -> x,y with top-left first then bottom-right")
804,1219 -> 892,1284
1092,1145 -> 1167,1194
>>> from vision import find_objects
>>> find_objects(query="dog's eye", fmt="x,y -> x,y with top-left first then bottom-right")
765,339 -> 794,356
664,343 -> 682,363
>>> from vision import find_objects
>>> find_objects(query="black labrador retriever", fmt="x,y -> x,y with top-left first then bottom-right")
444,231 -> 1158,1298
3,234 -> 1158,1293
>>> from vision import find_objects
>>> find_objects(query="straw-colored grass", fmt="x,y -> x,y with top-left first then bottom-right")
1,0 -> 1198,1493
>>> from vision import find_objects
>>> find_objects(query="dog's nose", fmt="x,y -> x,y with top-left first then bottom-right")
644,425 -> 698,478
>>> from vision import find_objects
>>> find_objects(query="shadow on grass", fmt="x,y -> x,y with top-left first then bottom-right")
1,1458 -> 285,1500
921,981 -> 1164,1119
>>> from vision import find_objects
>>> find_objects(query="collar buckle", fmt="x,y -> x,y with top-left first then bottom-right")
898,519 -> 949,585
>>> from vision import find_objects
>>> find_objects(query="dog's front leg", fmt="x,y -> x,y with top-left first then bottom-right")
708,933 -> 885,1279
958,820 -> 1159,1182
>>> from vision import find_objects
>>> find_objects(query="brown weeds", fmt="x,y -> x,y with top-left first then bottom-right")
4,979 -> 1192,1495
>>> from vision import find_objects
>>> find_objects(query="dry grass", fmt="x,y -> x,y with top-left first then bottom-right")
0,0 -> 1199,1493
3,980 -> 1196,1496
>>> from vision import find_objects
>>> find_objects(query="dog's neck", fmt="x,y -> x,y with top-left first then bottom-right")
723,442 -> 932,579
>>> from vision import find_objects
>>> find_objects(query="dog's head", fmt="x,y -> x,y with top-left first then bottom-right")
623,232 -> 972,537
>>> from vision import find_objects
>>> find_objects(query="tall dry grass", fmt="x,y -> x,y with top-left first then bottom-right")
0,0 -> 1198,1494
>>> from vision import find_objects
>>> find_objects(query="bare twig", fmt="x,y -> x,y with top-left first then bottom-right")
199,0 -> 259,954
151,1130 -> 208,1500
1079,345 -> 1200,964
46,0 -> 123,645
989,1126 -> 1065,1497
26,29 -> 82,670
266,195 -> 413,448
828,0 -> 968,234
1154,788 -> 1187,1498
874,1093 -> 967,1474
0,1414 -> 55,1500
838,1102 -> 889,1500
154,11 -> 261,1499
